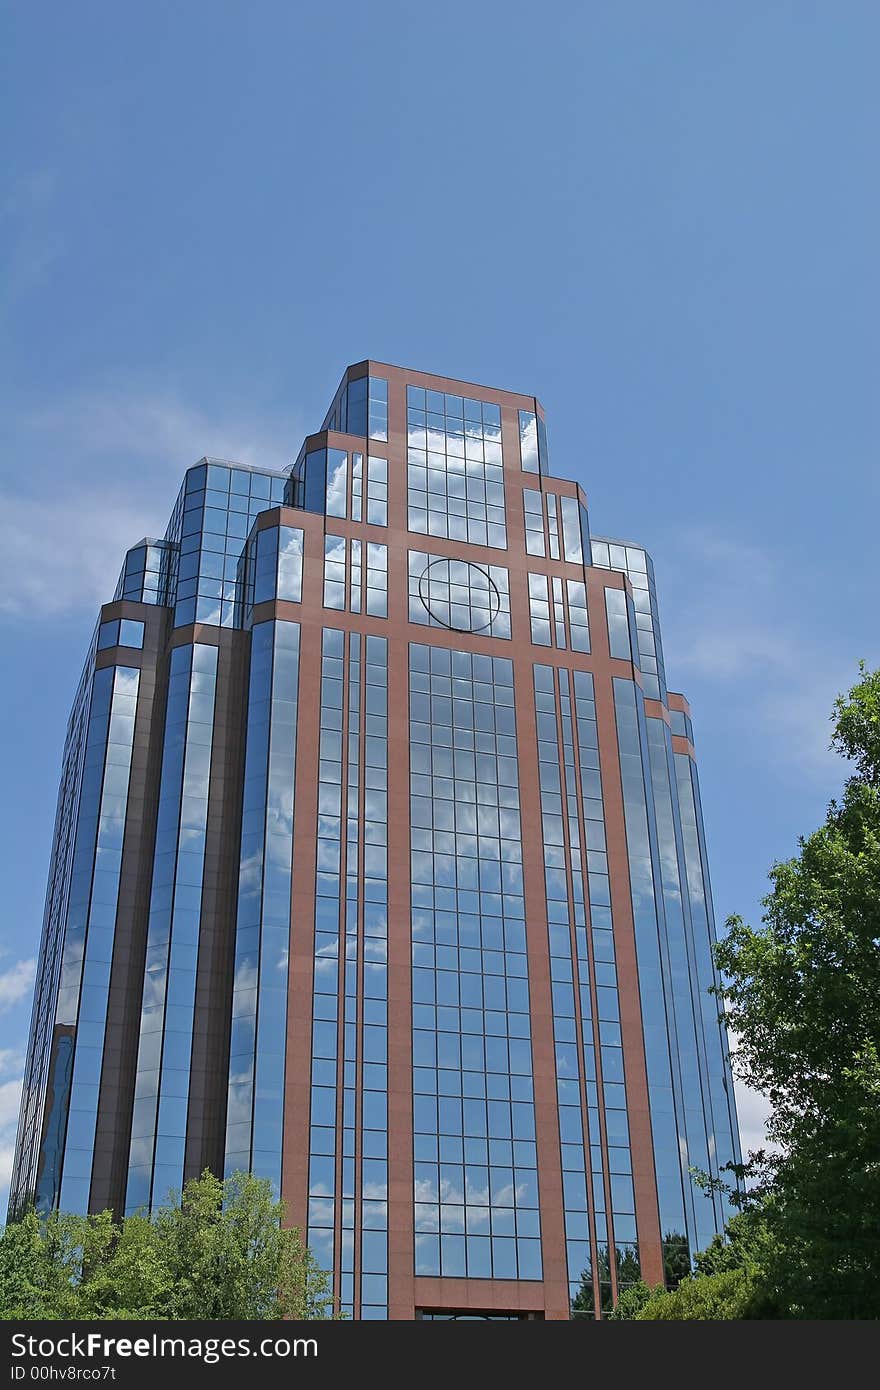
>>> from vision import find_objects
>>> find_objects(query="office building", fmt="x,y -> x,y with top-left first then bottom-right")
9,360 -> 740,1319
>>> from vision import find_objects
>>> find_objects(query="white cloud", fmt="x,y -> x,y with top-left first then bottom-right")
661,528 -> 795,681
0,1079 -> 23,1130
0,1068 -> 23,1217
734,1078 -> 774,1158
0,959 -> 36,1011
657,525 -> 854,783
0,1050 -> 24,1078
0,385 -> 303,619
30,387 -> 296,474
0,492 -> 161,618
0,1142 -> 14,1197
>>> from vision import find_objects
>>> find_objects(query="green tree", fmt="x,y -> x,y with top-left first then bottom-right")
569,1268 -> 595,1319
713,664 -> 880,1318
604,1280 -> 657,1320
634,1267 -> 759,1320
611,666 -> 880,1319
0,1170 -> 334,1320
662,1232 -> 690,1288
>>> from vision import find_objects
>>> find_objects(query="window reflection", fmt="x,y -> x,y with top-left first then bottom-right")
407,386 -> 506,548
534,664 -> 637,1314
518,410 -> 549,476
307,631 -> 389,1318
173,461 -> 287,630
97,618 -> 144,651
409,643 -> 541,1282
527,575 -> 589,653
409,553 -> 510,639
323,536 -> 388,618
591,541 -> 663,699
126,644 -> 218,1212
54,664 -> 140,1214
225,622 -> 300,1193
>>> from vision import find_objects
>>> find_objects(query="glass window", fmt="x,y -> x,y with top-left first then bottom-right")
409,553 -> 510,640
528,574 -> 551,646
523,490 -> 545,557
368,378 -> 388,442
97,620 -> 118,650
367,458 -> 388,526
307,629 -> 389,1316
408,642 -> 538,1282
324,535 -> 347,611
366,543 -> 388,618
408,387 -> 506,548
325,450 -> 348,518
560,496 -> 583,564
519,411 -> 539,473
605,589 -> 631,661
567,581 -> 590,653
118,619 -> 144,648
303,451 -> 327,515
125,644 -> 218,1213
546,495 -> 560,560
278,527 -> 304,603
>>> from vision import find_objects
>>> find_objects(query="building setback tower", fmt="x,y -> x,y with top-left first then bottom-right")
9,361 -> 740,1319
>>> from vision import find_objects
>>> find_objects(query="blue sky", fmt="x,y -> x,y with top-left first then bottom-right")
1,2 -> 877,1213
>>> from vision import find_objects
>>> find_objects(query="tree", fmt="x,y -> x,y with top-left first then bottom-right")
713,663 -> 880,1318
0,1170 -> 334,1320
633,1267 -> 758,1320
662,1232 -> 690,1288
611,666 -> 880,1319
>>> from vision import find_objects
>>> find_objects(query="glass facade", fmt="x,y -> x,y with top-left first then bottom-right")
322,373 -> 388,441
10,360 -> 739,1323
409,644 -> 541,1282
613,678 -> 689,1267
407,386 -> 506,547
11,644 -> 97,1217
126,644 -> 218,1211
306,630 -> 389,1319
241,522 -> 304,620
592,540 -> 665,700
294,448 -> 388,527
409,553 -> 510,639
528,574 -> 589,651
324,536 -> 388,617
534,665 -> 637,1313
114,539 -> 177,607
517,410 -> 549,476
35,662 -> 140,1215
225,620 -> 300,1191
174,462 -> 288,629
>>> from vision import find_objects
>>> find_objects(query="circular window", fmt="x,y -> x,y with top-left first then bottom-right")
417,558 -> 501,633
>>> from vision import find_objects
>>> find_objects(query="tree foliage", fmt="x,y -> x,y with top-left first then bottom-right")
632,1267 -> 759,1320
0,1170 -> 334,1320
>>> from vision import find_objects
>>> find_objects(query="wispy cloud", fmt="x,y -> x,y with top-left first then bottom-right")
0,493 -> 159,618
733,1078 -> 774,1158
658,525 -> 855,783
0,1048 -> 24,1217
0,960 -> 36,1012
1,385 -> 302,619
0,1079 -> 23,1130
661,528 -> 798,681
30,387 -> 297,473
